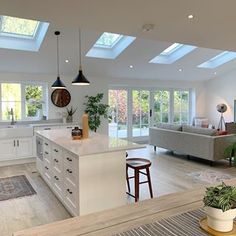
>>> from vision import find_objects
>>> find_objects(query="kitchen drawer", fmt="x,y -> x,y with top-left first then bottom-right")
52,154 -> 63,175
64,180 -> 79,215
64,165 -> 77,187
52,144 -> 62,158
43,164 -> 52,186
43,140 -> 50,153
43,149 -> 51,164
52,170 -> 63,201
64,152 -> 78,169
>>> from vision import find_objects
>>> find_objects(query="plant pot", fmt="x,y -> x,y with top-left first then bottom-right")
205,206 -> 236,232
66,115 -> 73,123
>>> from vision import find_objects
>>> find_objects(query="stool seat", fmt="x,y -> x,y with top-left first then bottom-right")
126,157 -> 153,202
126,158 -> 151,169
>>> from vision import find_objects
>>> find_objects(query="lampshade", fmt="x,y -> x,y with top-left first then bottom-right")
72,29 -> 90,86
52,31 -> 66,89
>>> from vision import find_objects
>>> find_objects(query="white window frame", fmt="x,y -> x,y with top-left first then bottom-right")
0,81 -> 48,122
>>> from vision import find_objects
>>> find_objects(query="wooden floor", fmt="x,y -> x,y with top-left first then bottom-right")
1,146 -> 236,236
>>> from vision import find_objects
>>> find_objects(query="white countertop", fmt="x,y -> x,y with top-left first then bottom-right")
36,129 -> 145,156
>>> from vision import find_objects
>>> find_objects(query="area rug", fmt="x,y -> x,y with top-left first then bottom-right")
0,175 -> 36,201
188,169 -> 233,184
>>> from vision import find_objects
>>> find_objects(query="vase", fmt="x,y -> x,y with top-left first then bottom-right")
205,206 -> 236,232
66,115 -> 73,123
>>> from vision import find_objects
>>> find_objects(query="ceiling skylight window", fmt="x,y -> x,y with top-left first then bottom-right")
198,51 -> 236,68
94,32 -> 123,48
0,16 -> 39,38
149,43 -> 197,64
86,32 -> 136,59
0,15 -> 49,52
160,43 -> 183,56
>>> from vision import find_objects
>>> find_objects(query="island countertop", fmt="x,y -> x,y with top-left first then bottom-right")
36,129 -> 144,156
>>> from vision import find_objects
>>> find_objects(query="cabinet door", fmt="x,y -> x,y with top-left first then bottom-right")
0,139 -> 17,160
17,138 -> 33,158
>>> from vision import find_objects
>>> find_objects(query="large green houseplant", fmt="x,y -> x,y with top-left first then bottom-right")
203,182 -> 236,232
224,142 -> 236,166
84,93 -> 109,132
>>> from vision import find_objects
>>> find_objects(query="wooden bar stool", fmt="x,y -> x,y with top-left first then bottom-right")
126,158 -> 153,202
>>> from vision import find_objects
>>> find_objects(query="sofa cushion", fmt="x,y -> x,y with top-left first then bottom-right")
182,125 -> 217,136
156,123 -> 182,131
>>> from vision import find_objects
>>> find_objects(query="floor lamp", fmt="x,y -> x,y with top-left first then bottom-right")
216,103 -> 227,130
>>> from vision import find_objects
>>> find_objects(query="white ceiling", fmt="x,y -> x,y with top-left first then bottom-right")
0,0 -> 236,81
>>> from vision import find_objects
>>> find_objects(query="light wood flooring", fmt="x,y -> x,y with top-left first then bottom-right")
1,146 -> 236,236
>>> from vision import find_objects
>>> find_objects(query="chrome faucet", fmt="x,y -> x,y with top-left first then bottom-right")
10,108 -> 16,125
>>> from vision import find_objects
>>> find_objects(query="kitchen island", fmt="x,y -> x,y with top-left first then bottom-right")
35,129 -> 143,216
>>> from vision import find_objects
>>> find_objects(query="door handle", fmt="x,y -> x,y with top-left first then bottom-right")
150,109 -> 152,117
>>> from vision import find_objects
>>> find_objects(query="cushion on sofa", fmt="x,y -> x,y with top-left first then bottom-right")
182,125 -> 217,136
156,123 -> 182,131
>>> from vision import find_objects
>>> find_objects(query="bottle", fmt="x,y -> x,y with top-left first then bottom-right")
82,113 -> 89,139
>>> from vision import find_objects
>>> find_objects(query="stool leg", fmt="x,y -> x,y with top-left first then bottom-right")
134,169 -> 139,202
146,167 -> 153,198
126,165 -> 130,193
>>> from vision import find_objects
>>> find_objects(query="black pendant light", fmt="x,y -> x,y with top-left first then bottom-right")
72,29 -> 90,85
51,31 -> 66,89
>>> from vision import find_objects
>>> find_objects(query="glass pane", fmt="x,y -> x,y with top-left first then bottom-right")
181,112 -> 188,123
95,32 -> 122,48
2,102 -> 21,121
25,85 -> 43,118
181,91 -> 189,111
173,113 -> 180,123
162,113 -> 169,123
174,91 -> 181,112
1,16 -> 39,37
108,90 -> 127,138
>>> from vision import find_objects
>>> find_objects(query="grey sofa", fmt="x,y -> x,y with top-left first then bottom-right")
149,124 -> 236,162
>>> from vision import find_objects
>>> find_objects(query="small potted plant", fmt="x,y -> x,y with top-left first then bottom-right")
203,182 -> 236,232
66,106 -> 77,123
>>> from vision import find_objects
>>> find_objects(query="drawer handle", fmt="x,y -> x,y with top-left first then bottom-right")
54,158 -> 59,163
45,166 -> 49,170
67,189 -> 73,194
44,128 -> 51,130
66,169 -> 73,174
54,176 -> 59,181
44,143 -> 48,146
45,151 -> 49,155
54,149 -> 59,153
66,157 -> 72,162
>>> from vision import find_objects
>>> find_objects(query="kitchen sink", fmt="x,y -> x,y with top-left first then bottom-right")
0,124 -> 33,139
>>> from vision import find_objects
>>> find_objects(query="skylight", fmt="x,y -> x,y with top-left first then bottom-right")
0,15 -> 49,52
94,32 -> 123,48
198,51 -> 236,68
0,16 -> 39,38
86,32 -> 136,59
149,43 -> 197,64
160,43 -> 183,56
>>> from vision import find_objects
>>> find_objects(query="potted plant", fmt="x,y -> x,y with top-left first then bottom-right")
66,106 -> 77,123
203,182 -> 236,232
84,93 -> 109,132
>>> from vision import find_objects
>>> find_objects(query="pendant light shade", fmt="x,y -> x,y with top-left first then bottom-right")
52,31 -> 66,89
72,29 -> 90,85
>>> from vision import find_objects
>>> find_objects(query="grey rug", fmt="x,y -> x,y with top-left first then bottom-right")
115,209 -> 207,236
0,175 -> 36,201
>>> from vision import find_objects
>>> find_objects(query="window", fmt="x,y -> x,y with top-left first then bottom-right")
153,90 -> 170,124
173,90 -> 189,124
0,82 -> 47,121
160,43 -> 183,56
0,15 -> 49,51
94,32 -> 123,48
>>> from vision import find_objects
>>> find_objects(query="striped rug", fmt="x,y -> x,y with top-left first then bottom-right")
115,209 -> 209,236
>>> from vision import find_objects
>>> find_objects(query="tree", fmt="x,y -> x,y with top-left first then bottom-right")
84,93 -> 109,132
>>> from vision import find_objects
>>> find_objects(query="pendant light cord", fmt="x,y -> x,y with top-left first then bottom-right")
79,28 -> 82,70
56,33 -> 60,77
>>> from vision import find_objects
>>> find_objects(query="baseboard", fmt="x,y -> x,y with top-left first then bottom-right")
0,157 -> 36,167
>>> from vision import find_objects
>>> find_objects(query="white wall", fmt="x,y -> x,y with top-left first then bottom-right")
205,70 -> 236,127
0,72 -> 206,134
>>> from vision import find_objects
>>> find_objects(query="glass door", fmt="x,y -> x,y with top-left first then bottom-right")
132,90 -> 150,138
108,89 -> 128,138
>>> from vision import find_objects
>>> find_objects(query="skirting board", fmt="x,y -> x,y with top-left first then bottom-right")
0,157 -> 36,167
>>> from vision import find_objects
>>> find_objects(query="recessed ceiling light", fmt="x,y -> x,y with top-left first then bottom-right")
214,72 -> 217,75
188,14 -> 194,19
178,68 -> 182,72
129,65 -> 133,69
65,59 -> 69,63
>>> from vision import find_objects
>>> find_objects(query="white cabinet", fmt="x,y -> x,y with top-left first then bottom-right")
0,139 -> 16,160
0,137 -> 33,161
16,138 -> 33,158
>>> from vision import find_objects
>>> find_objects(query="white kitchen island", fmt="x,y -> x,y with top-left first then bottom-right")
36,129 -> 144,216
